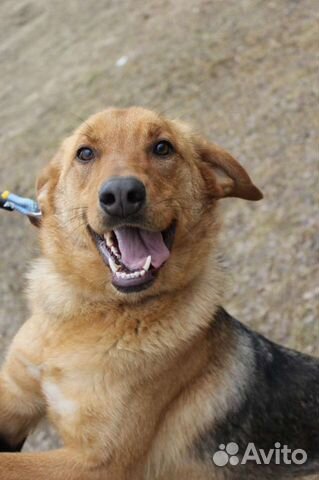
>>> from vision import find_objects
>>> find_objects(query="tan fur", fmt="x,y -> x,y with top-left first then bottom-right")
0,107 -> 262,479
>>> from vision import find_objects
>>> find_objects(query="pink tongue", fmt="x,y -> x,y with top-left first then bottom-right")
114,227 -> 170,270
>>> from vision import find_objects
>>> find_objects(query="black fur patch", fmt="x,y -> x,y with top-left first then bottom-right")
195,307 -> 319,479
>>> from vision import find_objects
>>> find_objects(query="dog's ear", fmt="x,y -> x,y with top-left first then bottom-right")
197,139 -> 263,201
36,155 -> 61,218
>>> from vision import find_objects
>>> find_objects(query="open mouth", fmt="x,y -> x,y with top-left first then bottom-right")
88,223 -> 176,293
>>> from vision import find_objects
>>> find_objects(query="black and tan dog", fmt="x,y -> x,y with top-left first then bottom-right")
0,107 -> 318,479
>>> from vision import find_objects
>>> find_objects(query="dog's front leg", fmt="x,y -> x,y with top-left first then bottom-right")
0,366 -> 45,452
0,449 -> 100,480
0,449 -> 128,480
0,321 -> 46,452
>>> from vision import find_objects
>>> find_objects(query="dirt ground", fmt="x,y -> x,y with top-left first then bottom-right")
0,0 -> 318,475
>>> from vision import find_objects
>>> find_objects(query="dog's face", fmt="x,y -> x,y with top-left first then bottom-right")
37,107 -> 262,300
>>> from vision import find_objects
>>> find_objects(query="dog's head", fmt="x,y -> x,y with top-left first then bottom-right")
36,107 -> 262,300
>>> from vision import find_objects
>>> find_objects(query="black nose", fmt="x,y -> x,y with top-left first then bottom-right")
99,176 -> 146,218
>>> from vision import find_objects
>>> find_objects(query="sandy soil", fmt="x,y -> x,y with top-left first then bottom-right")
0,0 -> 318,476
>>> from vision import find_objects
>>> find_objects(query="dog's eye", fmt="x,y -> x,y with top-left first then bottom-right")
153,141 -> 174,157
76,147 -> 95,162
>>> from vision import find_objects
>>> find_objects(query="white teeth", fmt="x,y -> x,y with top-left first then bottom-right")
114,268 -> 147,280
111,246 -> 120,258
111,257 -> 151,281
143,256 -> 152,272
104,232 -> 113,247
109,257 -> 120,273
104,232 -> 121,258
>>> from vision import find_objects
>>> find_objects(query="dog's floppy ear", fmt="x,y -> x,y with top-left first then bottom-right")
197,139 -> 263,201
36,155 -> 61,218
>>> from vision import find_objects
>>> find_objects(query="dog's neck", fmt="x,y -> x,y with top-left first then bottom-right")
27,248 -> 226,354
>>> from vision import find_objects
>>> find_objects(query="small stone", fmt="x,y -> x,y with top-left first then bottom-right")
116,56 -> 128,67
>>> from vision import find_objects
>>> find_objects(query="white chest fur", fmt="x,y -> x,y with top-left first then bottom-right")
42,380 -> 78,416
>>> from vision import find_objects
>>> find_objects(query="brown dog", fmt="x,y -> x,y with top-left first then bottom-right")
0,108 -> 318,480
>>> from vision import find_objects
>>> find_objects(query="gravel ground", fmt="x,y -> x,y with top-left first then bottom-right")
0,0 -> 318,476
